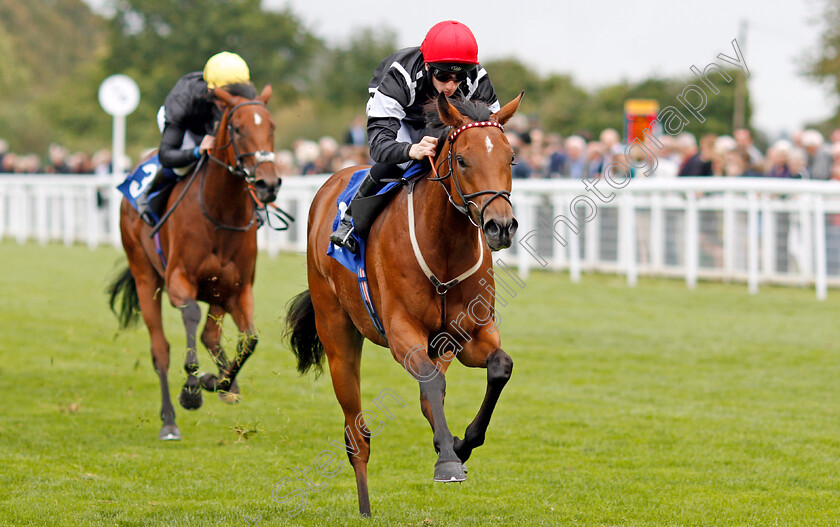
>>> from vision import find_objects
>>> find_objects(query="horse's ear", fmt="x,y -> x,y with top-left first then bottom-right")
257,84 -> 272,104
437,93 -> 468,127
490,91 -> 525,126
213,87 -> 237,107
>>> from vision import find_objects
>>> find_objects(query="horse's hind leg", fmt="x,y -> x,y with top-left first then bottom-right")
451,344 -> 513,464
311,290 -> 371,516
131,264 -> 180,440
198,305 -> 240,403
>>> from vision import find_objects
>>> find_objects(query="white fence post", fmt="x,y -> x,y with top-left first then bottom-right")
567,193 -> 582,284
685,192 -> 698,289
760,194 -> 776,279
722,191 -> 735,279
814,194 -> 828,301
624,192 -> 637,287
650,192 -> 664,275
748,192 -> 760,294
513,193 -> 537,280
797,194 -> 813,286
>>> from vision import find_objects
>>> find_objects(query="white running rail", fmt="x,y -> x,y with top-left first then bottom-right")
3,174 -> 840,299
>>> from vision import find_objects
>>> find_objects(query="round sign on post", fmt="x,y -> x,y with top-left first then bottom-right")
98,74 -> 140,117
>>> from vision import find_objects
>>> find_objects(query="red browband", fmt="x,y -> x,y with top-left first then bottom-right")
448,121 -> 505,143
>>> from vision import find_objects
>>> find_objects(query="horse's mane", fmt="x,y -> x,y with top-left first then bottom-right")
422,98 -> 495,161
422,98 -> 494,142
205,82 -> 258,101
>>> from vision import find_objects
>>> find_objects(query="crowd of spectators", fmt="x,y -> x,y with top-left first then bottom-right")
3,115 -> 840,181
499,114 -> 840,181
0,140 -> 113,176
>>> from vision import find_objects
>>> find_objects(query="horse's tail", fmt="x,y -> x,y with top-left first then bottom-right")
284,290 -> 325,376
107,266 -> 141,329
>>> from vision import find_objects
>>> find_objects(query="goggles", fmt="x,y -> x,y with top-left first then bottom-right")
430,66 -> 469,83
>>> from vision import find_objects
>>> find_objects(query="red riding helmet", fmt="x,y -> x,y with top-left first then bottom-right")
421,20 -> 479,67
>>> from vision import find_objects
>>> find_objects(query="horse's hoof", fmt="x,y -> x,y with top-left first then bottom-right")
199,372 -> 219,392
159,424 -> 181,441
178,376 -> 203,410
462,463 -> 468,474
217,376 -> 237,393
218,380 -> 240,404
434,460 -> 466,482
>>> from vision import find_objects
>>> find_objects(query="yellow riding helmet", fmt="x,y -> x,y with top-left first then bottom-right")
203,52 -> 250,89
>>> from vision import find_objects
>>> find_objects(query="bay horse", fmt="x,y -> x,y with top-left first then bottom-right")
108,85 -> 280,441
286,92 -> 523,516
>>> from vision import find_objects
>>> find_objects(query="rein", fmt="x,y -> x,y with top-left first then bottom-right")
148,155 -> 205,238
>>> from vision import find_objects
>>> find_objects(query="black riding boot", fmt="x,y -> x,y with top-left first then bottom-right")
329,173 -> 382,253
136,169 -> 177,226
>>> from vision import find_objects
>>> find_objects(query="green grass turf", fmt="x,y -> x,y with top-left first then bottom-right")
1,239 -> 840,526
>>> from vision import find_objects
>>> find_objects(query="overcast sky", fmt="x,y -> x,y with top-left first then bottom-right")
84,0 -> 833,138
264,0 -> 832,138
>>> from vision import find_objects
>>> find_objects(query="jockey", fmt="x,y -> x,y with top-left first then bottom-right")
330,20 -> 501,253
136,51 -> 256,223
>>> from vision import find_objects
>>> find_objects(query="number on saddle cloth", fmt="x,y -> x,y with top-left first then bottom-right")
117,154 -> 179,217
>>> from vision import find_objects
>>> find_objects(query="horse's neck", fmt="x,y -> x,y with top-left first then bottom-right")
200,160 -> 251,222
410,176 -> 483,274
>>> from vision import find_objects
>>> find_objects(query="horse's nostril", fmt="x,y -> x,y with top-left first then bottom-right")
508,218 -> 519,237
484,220 -> 501,238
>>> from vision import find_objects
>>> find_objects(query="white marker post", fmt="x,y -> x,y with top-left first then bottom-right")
98,74 -> 140,248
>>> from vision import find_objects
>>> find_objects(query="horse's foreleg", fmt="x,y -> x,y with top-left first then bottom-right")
390,323 -> 464,483
198,305 -> 240,402
166,268 -> 203,410
452,347 -> 513,463
218,286 -> 256,393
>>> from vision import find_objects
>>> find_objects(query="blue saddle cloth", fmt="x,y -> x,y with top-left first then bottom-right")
326,163 -> 425,342
117,154 -> 178,223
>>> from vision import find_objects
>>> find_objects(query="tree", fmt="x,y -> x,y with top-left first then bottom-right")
102,0 -> 322,148
806,0 -> 840,129
0,0 -> 106,153
318,28 -> 397,108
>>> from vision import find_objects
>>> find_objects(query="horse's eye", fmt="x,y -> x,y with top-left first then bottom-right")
456,155 -> 467,169
511,153 -> 518,166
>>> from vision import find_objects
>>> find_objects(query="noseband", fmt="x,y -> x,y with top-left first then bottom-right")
208,101 -> 276,184
429,120 -> 512,228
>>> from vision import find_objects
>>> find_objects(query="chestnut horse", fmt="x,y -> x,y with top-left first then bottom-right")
108,85 -> 280,441
286,92 -> 523,516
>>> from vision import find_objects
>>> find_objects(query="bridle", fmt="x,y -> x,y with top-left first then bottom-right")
429,120 -> 512,228
207,100 -> 277,185
204,100 -> 293,231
